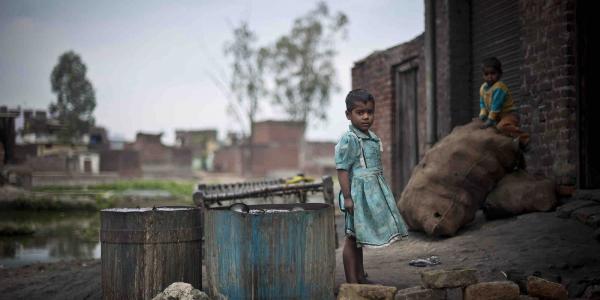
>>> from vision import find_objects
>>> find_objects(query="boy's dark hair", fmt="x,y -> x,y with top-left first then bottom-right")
345,89 -> 374,111
482,57 -> 503,74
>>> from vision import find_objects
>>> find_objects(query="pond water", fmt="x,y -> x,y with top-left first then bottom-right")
0,211 -> 101,268
0,194 -> 333,268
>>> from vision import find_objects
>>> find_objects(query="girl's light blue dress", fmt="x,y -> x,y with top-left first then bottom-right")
335,125 -> 409,248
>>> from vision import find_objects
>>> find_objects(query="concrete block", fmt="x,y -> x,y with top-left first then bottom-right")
445,287 -> 463,300
394,286 -> 445,300
464,281 -> 520,300
421,268 -> 478,289
526,276 -> 568,300
338,283 -> 397,300
555,200 -> 596,218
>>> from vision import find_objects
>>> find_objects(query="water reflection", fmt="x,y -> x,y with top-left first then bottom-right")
0,211 -> 100,267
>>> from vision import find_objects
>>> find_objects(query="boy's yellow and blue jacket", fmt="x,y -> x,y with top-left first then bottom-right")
479,81 -> 515,121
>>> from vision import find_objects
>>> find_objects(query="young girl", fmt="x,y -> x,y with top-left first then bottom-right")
335,89 -> 409,284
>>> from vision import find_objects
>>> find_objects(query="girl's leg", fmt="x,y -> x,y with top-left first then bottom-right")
343,236 -> 360,283
357,247 -> 373,284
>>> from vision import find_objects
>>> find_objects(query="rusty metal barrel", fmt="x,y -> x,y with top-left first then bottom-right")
100,206 -> 202,300
205,203 -> 335,299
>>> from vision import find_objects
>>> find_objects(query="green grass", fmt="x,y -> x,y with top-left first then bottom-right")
29,180 -> 197,210
33,179 -> 196,199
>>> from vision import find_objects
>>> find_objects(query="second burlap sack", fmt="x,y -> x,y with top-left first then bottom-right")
483,170 -> 557,219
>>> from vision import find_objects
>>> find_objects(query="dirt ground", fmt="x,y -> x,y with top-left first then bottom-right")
1,211 -> 599,299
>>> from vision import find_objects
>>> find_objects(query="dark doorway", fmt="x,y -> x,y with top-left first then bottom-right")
84,159 -> 93,173
394,64 -> 419,194
577,0 -> 600,188
0,113 -> 17,165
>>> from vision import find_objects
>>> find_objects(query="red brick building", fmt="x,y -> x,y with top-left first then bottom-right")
249,121 -> 304,176
352,0 -> 599,194
213,120 -> 335,177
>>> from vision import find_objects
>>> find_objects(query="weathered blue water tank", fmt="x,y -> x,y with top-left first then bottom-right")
204,203 -> 335,299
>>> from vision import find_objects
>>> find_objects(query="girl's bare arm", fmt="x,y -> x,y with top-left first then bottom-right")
337,169 -> 354,214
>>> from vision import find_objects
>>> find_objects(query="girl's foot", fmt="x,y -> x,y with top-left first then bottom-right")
358,277 -> 377,285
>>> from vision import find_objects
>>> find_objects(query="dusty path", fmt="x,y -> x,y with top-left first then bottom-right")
1,211 -> 598,299
0,259 -> 101,300
336,212 -> 600,294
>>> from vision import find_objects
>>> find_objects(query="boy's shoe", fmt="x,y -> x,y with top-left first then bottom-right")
513,153 -> 527,171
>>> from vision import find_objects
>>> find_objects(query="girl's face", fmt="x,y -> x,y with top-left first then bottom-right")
482,66 -> 501,86
346,100 -> 375,133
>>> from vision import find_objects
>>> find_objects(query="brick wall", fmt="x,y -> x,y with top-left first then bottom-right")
170,148 -> 193,167
248,121 -> 306,177
250,144 -> 300,177
251,121 -> 305,144
100,150 -> 141,177
126,133 -> 170,164
26,154 -> 69,172
351,35 -> 426,194
125,132 -> 192,168
213,145 -> 243,174
519,0 -> 577,184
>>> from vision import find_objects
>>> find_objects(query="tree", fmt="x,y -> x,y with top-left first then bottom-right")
222,21 -> 267,138
49,51 -> 96,143
267,2 -> 348,126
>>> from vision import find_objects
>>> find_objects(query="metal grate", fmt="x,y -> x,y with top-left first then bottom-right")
471,0 -> 523,112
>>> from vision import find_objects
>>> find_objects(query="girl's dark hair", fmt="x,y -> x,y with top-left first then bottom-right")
482,57 -> 503,74
345,89 -> 374,111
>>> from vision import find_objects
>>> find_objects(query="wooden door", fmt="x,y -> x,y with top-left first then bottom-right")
394,66 -> 419,194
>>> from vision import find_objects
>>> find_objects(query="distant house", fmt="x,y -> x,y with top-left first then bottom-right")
175,129 -> 219,171
125,132 -> 192,177
8,108 -> 139,177
14,109 -> 96,173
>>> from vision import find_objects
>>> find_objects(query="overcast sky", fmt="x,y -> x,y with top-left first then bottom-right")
0,0 -> 423,144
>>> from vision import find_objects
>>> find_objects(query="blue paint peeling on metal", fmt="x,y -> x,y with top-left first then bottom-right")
205,203 -> 334,299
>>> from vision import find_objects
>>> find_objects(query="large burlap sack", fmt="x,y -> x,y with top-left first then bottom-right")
483,170 -> 556,219
398,120 -> 520,236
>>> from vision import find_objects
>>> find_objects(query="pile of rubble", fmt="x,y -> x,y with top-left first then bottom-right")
152,282 -> 208,300
337,268 -> 578,300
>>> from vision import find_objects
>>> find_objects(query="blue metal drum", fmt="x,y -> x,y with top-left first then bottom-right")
204,203 -> 335,299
